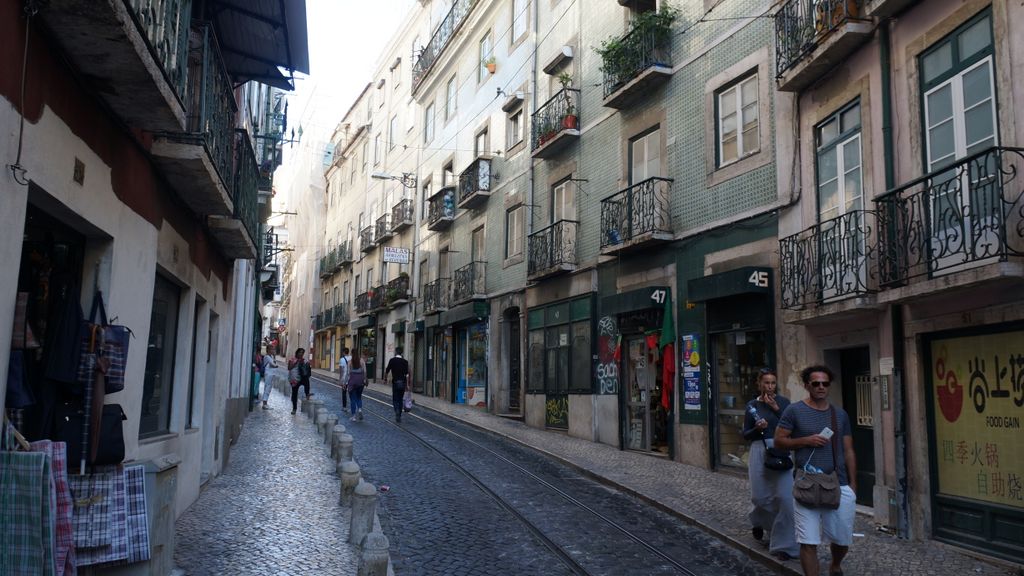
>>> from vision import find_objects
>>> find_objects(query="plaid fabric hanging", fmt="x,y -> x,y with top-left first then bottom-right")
0,450 -> 56,576
29,441 -> 77,576
97,465 -> 149,567
73,465 -> 128,567
68,470 -> 114,549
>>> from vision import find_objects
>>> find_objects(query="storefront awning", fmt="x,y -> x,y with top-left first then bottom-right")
688,267 -> 771,302
350,315 -> 376,330
601,286 -> 669,316
440,301 -> 489,326
207,0 -> 311,89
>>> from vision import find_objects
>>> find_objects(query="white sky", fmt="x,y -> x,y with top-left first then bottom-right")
275,0 -> 415,208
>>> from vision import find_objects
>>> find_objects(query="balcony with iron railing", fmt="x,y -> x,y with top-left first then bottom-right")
779,210 -> 877,313
370,285 -> 387,311
531,89 -> 580,159
314,313 -> 323,331
332,304 -> 350,326
337,240 -> 354,266
323,307 -> 334,327
319,255 -> 333,279
452,262 -> 486,304
152,22 -> 236,217
355,292 -> 371,316
600,177 -> 673,256
376,215 -> 393,244
38,0 -> 192,132
457,158 -> 493,209
391,199 -> 415,233
599,10 -> 675,109
412,0 -> 477,91
874,146 -> 1024,299
385,274 -> 412,308
774,0 -> 872,92
360,226 -> 376,253
422,278 -> 450,314
528,220 -> 579,281
427,187 -> 457,231
207,129 -> 258,259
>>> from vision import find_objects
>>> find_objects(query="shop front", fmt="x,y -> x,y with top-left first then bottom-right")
688,267 -> 773,471
441,301 -> 490,406
526,296 -> 594,430
600,287 -> 674,456
924,323 -> 1024,562
351,315 -> 376,381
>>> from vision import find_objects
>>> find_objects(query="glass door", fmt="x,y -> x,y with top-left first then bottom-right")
711,330 -> 767,469
625,336 -> 654,451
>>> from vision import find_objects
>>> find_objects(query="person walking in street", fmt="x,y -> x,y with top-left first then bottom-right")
259,349 -> 278,409
742,367 -> 799,561
384,347 -> 410,422
348,349 -> 366,422
288,348 -> 313,415
338,347 -> 351,413
775,365 -> 858,576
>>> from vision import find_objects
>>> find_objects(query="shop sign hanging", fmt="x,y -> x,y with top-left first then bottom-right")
382,247 -> 410,264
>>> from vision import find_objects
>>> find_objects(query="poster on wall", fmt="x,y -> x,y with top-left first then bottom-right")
930,328 -> 1023,509
682,333 -> 702,411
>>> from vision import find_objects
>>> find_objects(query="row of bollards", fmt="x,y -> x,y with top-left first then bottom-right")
269,374 -> 390,576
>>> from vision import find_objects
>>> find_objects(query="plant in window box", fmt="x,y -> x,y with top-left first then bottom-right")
557,74 -> 578,130
597,5 -> 678,87
484,56 -> 496,74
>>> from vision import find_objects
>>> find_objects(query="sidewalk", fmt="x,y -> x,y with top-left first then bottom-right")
310,368 -> 1018,576
174,369 -> 358,575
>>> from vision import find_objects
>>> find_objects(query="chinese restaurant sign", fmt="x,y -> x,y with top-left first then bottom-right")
931,329 -> 1024,508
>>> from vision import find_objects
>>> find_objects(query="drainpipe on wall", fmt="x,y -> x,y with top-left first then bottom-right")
879,19 -> 909,540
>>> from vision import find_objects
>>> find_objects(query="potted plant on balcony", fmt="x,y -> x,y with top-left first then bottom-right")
557,73 -> 578,130
484,56 -> 496,74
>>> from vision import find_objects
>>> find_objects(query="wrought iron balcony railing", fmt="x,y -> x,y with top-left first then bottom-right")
528,220 -> 579,279
600,177 -> 673,253
337,240 -> 353,266
232,129 -> 259,247
391,199 -> 415,232
183,22 -> 235,193
385,274 -> 412,307
422,278 -> 449,314
600,14 -> 674,102
314,313 -> 323,331
457,158 -> 493,209
427,187 -> 457,231
319,255 -> 332,279
323,307 -> 334,327
531,89 -> 580,154
360,226 -> 376,253
376,214 -> 393,243
370,285 -> 387,311
775,0 -> 863,77
875,146 -> 1024,287
127,0 -> 192,103
355,292 -> 371,316
412,0 -> 477,90
332,304 -> 350,326
452,262 -> 486,304
779,210 -> 875,309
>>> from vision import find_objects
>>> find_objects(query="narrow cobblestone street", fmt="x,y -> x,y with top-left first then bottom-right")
174,369 -> 357,576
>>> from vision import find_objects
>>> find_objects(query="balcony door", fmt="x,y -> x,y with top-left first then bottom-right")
552,180 -> 576,222
816,102 -> 865,301
921,12 -> 998,275
628,127 -> 668,237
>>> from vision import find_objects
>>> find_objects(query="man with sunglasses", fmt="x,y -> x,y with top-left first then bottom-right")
774,365 -> 857,576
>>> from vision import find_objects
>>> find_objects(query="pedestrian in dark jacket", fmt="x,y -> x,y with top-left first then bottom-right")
384,348 -> 410,422
288,348 -> 313,414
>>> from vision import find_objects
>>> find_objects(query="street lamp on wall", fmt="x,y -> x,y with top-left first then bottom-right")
371,171 -> 417,189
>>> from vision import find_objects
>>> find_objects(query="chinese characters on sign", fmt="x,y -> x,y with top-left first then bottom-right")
931,329 -> 1023,509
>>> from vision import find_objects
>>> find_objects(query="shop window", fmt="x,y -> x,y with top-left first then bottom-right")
570,321 -> 591,393
527,329 -> 545,393
140,275 -> 181,438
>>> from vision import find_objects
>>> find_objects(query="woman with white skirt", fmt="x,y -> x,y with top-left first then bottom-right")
742,368 -> 800,561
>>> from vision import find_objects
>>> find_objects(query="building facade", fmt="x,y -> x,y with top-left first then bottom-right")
0,0 -> 306,572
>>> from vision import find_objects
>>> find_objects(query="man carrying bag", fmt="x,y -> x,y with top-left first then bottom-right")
384,348 -> 409,423
775,365 -> 857,576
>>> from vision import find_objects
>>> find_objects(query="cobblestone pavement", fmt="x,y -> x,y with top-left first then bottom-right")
174,368 -> 357,576
309,367 -> 1020,576
304,372 -> 771,576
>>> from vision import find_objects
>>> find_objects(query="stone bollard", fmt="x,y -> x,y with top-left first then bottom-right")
339,460 -> 361,506
309,398 -> 324,419
338,433 -> 354,462
331,425 -> 347,462
349,481 -> 377,545
313,407 -> 324,426
322,414 -> 338,444
358,530 -> 389,576
300,396 -> 309,415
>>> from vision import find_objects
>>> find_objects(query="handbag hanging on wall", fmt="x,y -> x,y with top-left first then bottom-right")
54,401 -> 126,467
73,291 -> 131,395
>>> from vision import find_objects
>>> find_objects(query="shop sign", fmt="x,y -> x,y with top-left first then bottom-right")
383,247 -> 410,264
930,329 -> 1024,508
682,333 -> 702,411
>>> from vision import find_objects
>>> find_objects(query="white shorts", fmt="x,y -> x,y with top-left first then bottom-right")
793,485 -> 856,546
